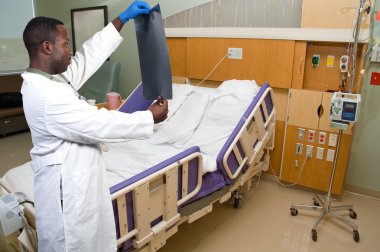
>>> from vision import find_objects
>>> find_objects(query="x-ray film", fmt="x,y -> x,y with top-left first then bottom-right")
135,4 -> 173,100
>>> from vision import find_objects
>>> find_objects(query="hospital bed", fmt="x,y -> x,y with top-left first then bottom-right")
0,80 -> 276,252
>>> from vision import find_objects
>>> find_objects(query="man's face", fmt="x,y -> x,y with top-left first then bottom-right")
50,25 -> 71,74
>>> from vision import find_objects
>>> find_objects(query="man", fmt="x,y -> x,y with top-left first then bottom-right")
21,1 -> 167,251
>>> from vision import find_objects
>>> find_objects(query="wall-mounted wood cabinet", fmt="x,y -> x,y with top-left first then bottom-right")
281,89 -> 352,195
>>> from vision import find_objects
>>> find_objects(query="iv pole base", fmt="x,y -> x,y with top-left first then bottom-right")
289,129 -> 359,242
290,197 -> 359,242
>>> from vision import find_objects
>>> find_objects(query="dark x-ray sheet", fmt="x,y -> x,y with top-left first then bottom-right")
135,4 -> 172,100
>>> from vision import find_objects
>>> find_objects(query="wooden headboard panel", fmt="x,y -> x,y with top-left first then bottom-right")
167,37 -> 296,89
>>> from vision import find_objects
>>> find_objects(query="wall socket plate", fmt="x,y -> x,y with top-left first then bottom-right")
295,143 -> 303,155
316,147 -> 324,160
306,145 -> 313,157
328,133 -> 338,147
228,48 -> 243,59
297,128 -> 305,141
326,149 -> 335,162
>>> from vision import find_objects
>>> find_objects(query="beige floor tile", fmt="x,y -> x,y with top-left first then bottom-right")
160,179 -> 380,252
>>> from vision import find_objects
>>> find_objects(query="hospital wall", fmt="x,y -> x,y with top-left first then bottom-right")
346,1 -> 380,196
33,0 -> 380,195
34,0 -> 212,96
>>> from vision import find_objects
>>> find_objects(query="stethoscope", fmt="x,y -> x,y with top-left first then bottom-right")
57,74 -> 87,101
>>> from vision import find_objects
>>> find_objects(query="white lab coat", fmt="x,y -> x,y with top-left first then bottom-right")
21,23 -> 153,252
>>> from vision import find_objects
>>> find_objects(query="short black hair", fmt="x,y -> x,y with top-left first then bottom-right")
23,16 -> 64,56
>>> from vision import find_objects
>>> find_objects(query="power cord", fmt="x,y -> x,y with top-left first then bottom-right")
194,53 -> 228,86
19,200 -> 34,207
251,171 -> 262,193
269,155 -> 310,187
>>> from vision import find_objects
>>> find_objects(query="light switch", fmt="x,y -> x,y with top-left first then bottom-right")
298,128 -> 305,141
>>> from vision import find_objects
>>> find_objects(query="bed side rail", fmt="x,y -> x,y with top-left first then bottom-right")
111,151 -> 203,251
118,82 -> 153,113
222,87 -> 276,179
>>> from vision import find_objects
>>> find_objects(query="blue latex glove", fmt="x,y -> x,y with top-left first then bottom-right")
119,1 -> 151,24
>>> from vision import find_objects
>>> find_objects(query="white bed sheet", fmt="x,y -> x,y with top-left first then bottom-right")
104,80 -> 259,178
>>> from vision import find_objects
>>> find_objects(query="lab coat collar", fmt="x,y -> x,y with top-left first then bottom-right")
27,68 -> 70,84
27,67 -> 54,80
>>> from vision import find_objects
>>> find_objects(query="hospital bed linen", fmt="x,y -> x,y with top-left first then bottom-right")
104,80 -> 260,178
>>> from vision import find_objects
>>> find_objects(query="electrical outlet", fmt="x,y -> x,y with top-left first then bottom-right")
228,48 -> 243,60
316,147 -> 324,160
308,130 -> 315,143
306,145 -> 313,157
295,143 -> 303,155
318,132 -> 327,145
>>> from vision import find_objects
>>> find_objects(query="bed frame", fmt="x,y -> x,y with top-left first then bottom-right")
0,82 -> 276,252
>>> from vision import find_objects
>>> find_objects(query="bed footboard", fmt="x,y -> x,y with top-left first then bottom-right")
110,147 -> 203,251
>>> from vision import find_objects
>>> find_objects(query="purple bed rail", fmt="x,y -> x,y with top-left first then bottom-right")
216,83 -> 271,183
188,83 -> 273,202
119,83 -> 152,113
110,146 -> 201,251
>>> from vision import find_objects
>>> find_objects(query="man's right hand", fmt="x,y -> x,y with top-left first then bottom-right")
148,97 -> 168,124
119,1 -> 151,24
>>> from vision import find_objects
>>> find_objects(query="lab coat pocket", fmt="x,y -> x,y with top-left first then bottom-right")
73,169 -> 99,217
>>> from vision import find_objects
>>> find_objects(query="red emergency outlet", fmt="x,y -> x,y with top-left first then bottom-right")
370,72 -> 380,86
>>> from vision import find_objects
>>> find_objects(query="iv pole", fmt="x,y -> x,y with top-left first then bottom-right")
350,0 -> 368,93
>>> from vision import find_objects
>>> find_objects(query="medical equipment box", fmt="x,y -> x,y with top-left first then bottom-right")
330,92 -> 361,123
0,194 -> 24,236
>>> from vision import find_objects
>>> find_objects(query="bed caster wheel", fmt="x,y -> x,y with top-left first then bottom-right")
349,209 -> 357,219
353,230 -> 360,242
232,191 -> 243,209
311,229 -> 317,242
290,208 -> 298,216
312,197 -> 320,206
233,197 -> 242,209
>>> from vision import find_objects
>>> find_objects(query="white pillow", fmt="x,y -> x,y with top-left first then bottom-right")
218,79 -> 260,97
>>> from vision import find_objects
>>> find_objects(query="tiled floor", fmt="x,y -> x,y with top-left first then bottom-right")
159,179 -> 380,252
1,132 -> 379,252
